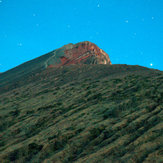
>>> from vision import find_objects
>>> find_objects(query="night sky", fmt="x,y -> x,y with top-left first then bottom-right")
0,0 -> 163,72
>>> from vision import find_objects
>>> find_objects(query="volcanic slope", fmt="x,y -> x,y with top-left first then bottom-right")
0,44 -> 163,163
0,41 -> 111,88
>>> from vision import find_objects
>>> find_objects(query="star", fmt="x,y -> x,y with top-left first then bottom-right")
125,20 -> 129,23
97,4 -> 100,8
140,51 -> 143,55
67,24 -> 71,28
89,35 -> 93,39
150,63 -> 153,66
96,32 -> 99,35
17,43 -> 23,47
152,16 -> 155,20
141,18 -> 145,22
0,0 -> 2,3
4,34 -> 7,38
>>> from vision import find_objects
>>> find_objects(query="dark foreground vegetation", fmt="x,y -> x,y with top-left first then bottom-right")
0,64 -> 162,162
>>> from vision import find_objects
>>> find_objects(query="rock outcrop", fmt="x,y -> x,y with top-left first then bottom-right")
47,41 -> 111,68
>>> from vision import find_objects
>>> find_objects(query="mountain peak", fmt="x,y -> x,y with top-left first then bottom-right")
47,41 -> 111,68
0,41 -> 111,86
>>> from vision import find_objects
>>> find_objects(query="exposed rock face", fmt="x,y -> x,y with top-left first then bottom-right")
47,41 -> 111,67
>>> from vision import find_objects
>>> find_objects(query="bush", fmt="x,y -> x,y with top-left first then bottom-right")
28,143 -> 43,155
103,107 -> 118,119
89,125 -> 105,139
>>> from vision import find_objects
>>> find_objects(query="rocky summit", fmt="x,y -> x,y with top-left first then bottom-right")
47,41 -> 111,68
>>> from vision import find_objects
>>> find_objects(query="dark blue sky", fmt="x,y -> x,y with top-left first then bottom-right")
0,0 -> 163,72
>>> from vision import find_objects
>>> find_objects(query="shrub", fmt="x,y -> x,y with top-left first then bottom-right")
28,143 -> 43,155
103,107 -> 118,119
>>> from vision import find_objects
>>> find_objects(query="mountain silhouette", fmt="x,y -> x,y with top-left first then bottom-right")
0,42 -> 162,162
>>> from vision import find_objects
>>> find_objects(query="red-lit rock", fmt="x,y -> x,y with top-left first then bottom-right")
47,41 -> 111,68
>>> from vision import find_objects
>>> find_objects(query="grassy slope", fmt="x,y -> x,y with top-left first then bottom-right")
0,64 -> 162,163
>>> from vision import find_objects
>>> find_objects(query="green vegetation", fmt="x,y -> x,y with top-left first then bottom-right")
0,64 -> 162,162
